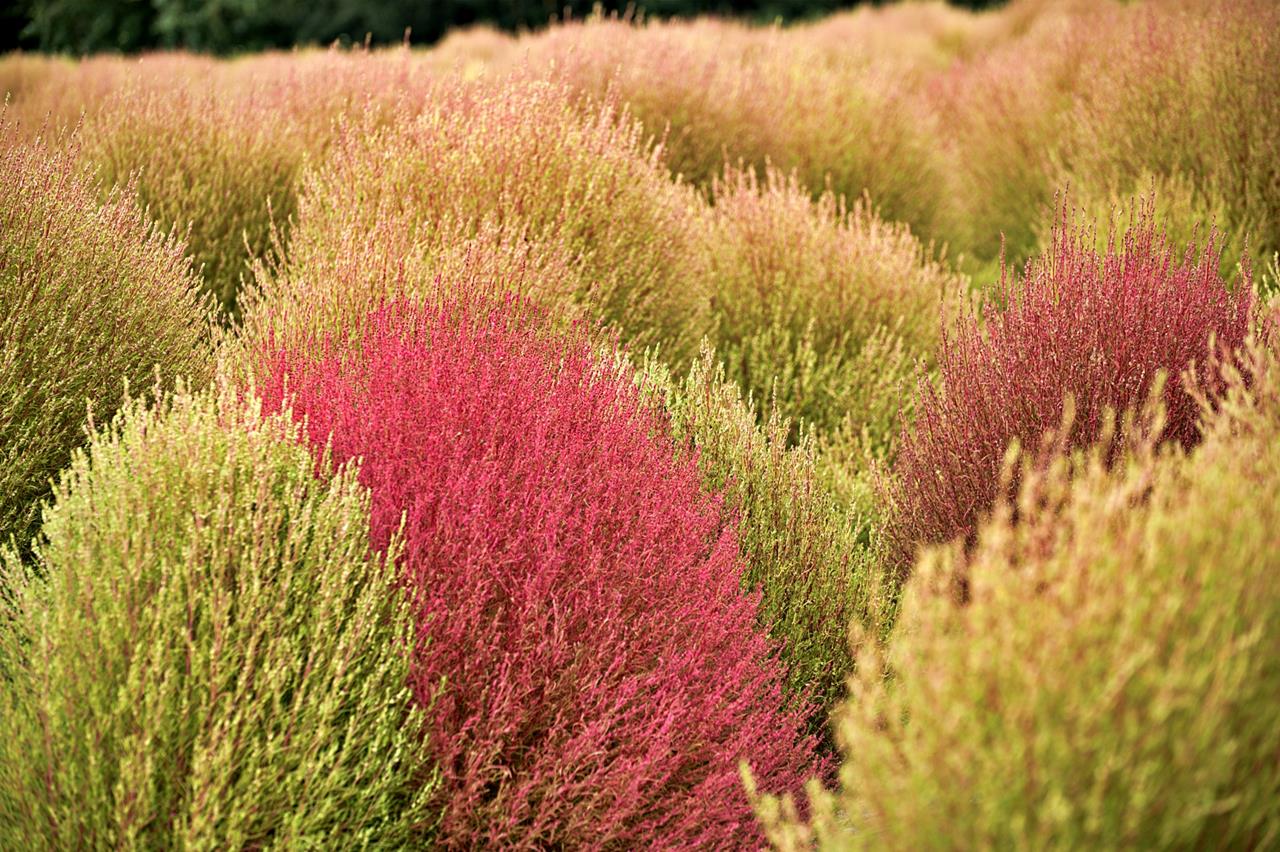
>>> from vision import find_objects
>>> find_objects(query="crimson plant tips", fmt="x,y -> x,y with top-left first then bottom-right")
890,198 -> 1254,566
261,300 -> 824,849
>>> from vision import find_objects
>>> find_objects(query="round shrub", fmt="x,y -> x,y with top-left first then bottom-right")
888,199 -> 1255,568
640,347 -> 889,745
81,77 -> 311,316
704,165 -> 961,460
519,17 -> 952,242
0,138 -> 210,558
245,76 -> 708,366
928,6 -> 1102,274
1067,0 -> 1280,270
1044,173 -> 1252,287
754,345 -> 1280,849
239,212 -> 591,374
0,386 -> 435,848
260,298 -> 825,848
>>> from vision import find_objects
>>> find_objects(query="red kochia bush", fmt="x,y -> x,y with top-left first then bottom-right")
260,299 -> 823,849
890,200 -> 1255,566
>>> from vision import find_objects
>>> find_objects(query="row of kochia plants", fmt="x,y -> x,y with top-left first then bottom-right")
2,4 -> 1280,850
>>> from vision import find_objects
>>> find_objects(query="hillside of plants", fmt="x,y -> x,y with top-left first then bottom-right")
1,0 -> 1278,847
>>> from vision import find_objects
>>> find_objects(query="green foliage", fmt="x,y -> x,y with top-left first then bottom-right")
0,384 -> 438,848
752,345 -> 1280,849
1050,173 -> 1253,285
703,166 -> 960,475
640,346 -> 890,740
0,137 -> 210,559
1067,0 -> 1280,272
246,77 -> 708,366
524,18 -> 953,242
80,78 -> 311,316
931,11 -> 1097,275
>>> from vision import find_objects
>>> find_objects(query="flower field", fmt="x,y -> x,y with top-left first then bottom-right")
2,0 -> 1278,847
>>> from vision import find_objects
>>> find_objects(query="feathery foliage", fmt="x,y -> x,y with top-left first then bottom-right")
0,137 -> 210,559
519,15 -> 952,242
1067,0 -> 1280,271
0,385 -> 437,848
704,165 -> 960,461
80,77 -> 312,316
753,343 -> 1280,849
889,199 -> 1254,568
641,347 -> 888,741
260,298 -> 825,848
246,77 -> 708,365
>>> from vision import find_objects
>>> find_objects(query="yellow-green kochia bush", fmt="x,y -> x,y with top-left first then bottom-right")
518,17 -> 954,244
0,385 -> 437,848
641,346 -> 890,744
246,77 -> 709,367
751,345 -> 1280,849
703,166 -> 962,478
0,138 -> 210,559
80,79 -> 310,317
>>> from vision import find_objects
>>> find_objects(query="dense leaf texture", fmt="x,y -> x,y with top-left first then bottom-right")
756,346 -> 1280,849
0,139 -> 209,558
0,387 -> 435,847
890,200 -> 1254,566
261,300 -> 824,849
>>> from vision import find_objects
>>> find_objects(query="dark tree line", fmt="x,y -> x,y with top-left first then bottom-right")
2,0 -> 1001,55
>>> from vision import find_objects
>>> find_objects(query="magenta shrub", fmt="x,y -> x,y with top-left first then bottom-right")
260,299 -> 824,849
890,200 -> 1255,566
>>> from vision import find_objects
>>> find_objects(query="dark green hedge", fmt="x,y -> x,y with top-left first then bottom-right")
4,0 -> 1002,55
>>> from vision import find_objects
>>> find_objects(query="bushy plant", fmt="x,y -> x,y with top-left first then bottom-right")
422,25 -> 516,75
238,211 -> 591,372
260,299 -> 825,848
80,77 -> 311,315
704,165 -> 961,458
0,385 -> 436,848
519,16 -> 952,242
753,343 -> 1280,849
0,137 -> 210,558
795,1 -> 1006,76
0,53 -> 164,144
1049,172 -> 1252,285
889,199 -> 1255,568
1067,0 -> 1280,270
640,347 -> 889,740
246,76 -> 708,365
927,8 -> 1101,274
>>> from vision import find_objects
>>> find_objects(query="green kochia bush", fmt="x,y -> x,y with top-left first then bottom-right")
246,77 -> 709,366
0,138 -> 210,559
81,78 -> 310,317
704,166 -> 961,467
753,345 -> 1280,849
642,347 -> 890,740
0,386 -> 436,848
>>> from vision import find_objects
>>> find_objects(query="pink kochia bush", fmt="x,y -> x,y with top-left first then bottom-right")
890,200 -> 1255,566
259,299 -> 824,849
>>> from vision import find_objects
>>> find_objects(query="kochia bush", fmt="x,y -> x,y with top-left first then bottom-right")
755,344 -> 1280,849
889,200 -> 1254,566
704,165 -> 960,457
0,386 -> 435,848
640,347 -> 888,742
81,77 -> 312,316
249,77 -> 708,365
1067,0 -> 1280,269
261,299 -> 825,848
0,138 -> 210,559
520,16 -> 952,242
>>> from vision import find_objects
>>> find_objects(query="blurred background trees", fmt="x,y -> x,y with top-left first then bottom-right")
3,0 -> 1001,54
